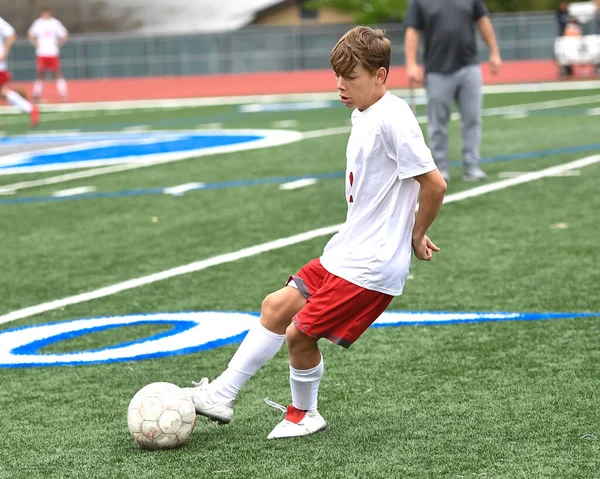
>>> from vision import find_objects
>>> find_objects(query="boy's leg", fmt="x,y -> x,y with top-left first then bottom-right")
55,72 -> 68,100
184,286 -> 306,423
33,67 -> 45,101
1,86 -> 39,127
267,324 -> 326,439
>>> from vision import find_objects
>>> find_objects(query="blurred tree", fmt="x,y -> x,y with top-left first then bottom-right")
305,0 -> 410,24
306,0 -> 560,23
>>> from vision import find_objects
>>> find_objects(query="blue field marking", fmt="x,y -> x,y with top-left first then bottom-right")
0,130 -> 302,175
1,142 -> 599,206
0,310 -> 597,368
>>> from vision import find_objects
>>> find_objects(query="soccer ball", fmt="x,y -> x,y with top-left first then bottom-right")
127,382 -> 196,450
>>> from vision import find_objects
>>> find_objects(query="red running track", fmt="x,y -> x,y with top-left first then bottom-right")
7,60 -> 579,103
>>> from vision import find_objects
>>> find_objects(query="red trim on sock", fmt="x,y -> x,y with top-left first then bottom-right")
286,405 -> 307,424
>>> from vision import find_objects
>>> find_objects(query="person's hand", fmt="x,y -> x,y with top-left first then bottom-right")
489,52 -> 502,75
412,235 -> 440,261
0,49 -> 6,63
407,63 -> 424,86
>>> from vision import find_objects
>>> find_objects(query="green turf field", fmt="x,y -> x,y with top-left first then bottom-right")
0,87 -> 599,479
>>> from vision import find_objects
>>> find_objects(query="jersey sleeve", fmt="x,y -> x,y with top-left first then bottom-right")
0,17 -> 15,37
28,19 -> 39,36
56,20 -> 68,37
473,0 -> 489,21
381,103 -> 437,180
404,0 -> 424,30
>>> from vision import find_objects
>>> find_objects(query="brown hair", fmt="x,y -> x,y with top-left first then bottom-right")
330,26 -> 391,81
40,5 -> 53,13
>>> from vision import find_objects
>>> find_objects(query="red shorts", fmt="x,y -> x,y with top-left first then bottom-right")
0,71 -> 11,88
37,56 -> 60,73
287,258 -> 393,348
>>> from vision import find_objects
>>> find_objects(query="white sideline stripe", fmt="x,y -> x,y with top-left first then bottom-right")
123,125 -> 150,132
272,120 -> 298,128
3,93 -> 600,194
163,182 -> 205,196
279,178 -> 318,190
52,186 -> 96,197
587,107 -> 600,115
1,80 -> 600,115
1,154 -> 598,326
504,112 -> 530,119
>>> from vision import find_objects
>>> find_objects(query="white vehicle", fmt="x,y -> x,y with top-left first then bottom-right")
555,2 -> 600,72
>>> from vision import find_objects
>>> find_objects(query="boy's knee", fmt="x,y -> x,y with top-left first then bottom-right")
286,323 -> 314,353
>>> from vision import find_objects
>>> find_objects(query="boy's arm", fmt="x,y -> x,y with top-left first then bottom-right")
412,170 -> 447,261
58,21 -> 68,47
0,33 -> 15,63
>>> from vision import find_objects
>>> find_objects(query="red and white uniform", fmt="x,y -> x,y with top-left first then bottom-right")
28,17 -> 67,72
289,92 -> 437,347
0,17 -> 15,87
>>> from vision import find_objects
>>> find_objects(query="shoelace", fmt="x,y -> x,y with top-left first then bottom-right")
191,378 -> 209,389
264,398 -> 287,420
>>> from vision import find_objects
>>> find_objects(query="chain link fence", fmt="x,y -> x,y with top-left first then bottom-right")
5,11 -> 598,81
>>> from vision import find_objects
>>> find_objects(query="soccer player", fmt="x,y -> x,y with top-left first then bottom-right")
0,17 -> 39,127
184,26 -> 447,439
28,6 -> 69,102
405,0 -> 502,182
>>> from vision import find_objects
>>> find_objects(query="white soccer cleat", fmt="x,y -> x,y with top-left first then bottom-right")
266,403 -> 327,440
182,378 -> 234,424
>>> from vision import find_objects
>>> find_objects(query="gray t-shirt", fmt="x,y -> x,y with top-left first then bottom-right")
405,0 -> 488,74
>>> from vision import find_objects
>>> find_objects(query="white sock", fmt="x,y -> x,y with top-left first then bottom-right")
56,78 -> 68,97
5,90 -> 33,113
290,355 -> 324,412
211,322 -> 286,403
33,80 -> 43,97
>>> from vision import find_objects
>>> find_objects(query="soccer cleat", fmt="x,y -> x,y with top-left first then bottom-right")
30,106 -> 40,128
266,402 -> 327,440
182,378 -> 234,424
463,167 -> 487,182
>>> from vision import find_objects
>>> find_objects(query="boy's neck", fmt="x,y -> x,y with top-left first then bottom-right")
358,89 -> 387,112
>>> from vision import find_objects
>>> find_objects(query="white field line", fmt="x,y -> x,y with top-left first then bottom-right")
1,80 -> 600,115
163,182 -> 205,196
587,107 -> 600,115
279,178 -> 318,190
272,120 -> 298,128
0,129 -> 302,194
2,93 -> 599,195
52,186 -> 96,197
122,125 -> 150,132
1,154 -> 598,326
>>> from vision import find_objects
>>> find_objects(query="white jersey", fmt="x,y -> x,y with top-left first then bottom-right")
320,92 -> 436,296
0,17 -> 15,72
28,18 -> 68,57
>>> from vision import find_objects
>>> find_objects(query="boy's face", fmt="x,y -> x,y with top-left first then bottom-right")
41,10 -> 52,18
335,64 -> 386,111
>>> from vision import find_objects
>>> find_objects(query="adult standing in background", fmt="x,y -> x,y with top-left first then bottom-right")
404,0 -> 502,182
557,1 -> 570,36
28,6 -> 69,102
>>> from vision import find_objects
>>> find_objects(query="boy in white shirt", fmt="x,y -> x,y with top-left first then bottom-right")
28,6 -> 69,102
184,26 -> 447,439
0,17 -> 39,127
